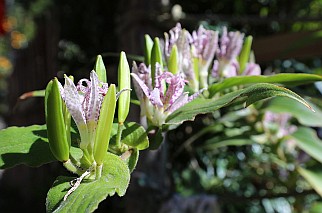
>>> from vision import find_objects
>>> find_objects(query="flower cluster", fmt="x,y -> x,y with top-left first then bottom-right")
132,62 -> 202,127
163,23 -> 261,91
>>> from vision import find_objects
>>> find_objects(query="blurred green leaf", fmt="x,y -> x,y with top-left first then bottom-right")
19,89 -> 45,99
297,166 -> 322,197
265,97 -> 322,127
46,152 -> 130,212
209,73 -> 322,96
291,127 -> 322,163
166,83 -> 312,125
203,138 -> 254,150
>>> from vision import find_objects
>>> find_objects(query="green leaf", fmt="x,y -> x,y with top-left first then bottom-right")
203,138 -> 254,150
46,152 -> 130,213
166,83 -> 312,125
297,166 -> 322,197
110,122 -> 149,150
291,127 -> 322,164
265,97 -> 322,127
0,124 -> 83,169
126,148 -> 139,173
0,125 -> 55,169
19,89 -> 45,99
208,73 -> 322,96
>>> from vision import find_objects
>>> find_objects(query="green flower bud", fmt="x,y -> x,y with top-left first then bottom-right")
168,44 -> 178,74
144,34 -> 153,65
151,37 -> 163,87
94,84 -> 116,166
94,55 -> 107,83
45,78 -> 70,162
238,35 -> 253,74
118,52 -> 131,124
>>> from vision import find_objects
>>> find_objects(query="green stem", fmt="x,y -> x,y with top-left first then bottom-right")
115,123 -> 124,148
63,159 -> 83,175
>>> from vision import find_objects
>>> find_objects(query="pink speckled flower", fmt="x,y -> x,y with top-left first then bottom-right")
132,62 -> 202,127
60,71 -> 109,150
212,27 -> 244,78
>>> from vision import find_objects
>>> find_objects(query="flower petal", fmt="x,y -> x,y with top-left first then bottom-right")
63,76 -> 86,127
149,88 -> 163,108
166,92 -> 189,114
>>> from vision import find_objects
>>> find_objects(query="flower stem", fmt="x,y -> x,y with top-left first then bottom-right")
115,123 -> 124,148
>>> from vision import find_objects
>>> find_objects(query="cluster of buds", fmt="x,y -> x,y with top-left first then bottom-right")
45,52 -> 131,180
161,23 -> 261,91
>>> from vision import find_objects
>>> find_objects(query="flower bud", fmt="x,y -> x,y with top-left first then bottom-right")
45,78 -> 70,162
238,35 -> 253,74
118,52 -> 131,124
94,84 -> 116,165
151,37 -> 163,87
168,44 -> 178,74
144,34 -> 153,65
94,55 -> 107,83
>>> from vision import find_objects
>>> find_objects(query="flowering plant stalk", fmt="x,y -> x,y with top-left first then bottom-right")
0,23 -> 321,213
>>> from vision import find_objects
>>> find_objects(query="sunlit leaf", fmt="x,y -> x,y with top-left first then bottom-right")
166,83 -> 312,125
208,73 -> 322,96
46,152 -> 130,213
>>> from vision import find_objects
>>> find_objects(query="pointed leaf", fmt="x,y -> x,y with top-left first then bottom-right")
291,127 -> 322,164
46,152 -> 130,212
166,83 -> 312,125
209,73 -> 322,96
19,89 -> 45,99
265,97 -> 322,127
297,166 -> 322,197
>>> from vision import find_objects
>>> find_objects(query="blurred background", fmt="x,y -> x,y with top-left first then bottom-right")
1,0 -> 322,212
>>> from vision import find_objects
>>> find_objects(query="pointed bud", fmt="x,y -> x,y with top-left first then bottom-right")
94,84 -> 116,165
238,35 -> 253,74
118,52 -> 131,124
45,78 -> 70,162
94,55 -> 107,83
144,34 -> 154,65
151,37 -> 163,87
168,44 -> 178,74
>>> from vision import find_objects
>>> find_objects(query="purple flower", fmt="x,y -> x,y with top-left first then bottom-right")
191,25 -> 218,89
164,23 -> 196,89
60,71 -> 109,150
243,62 -> 261,76
132,62 -> 202,127
212,27 -> 244,78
